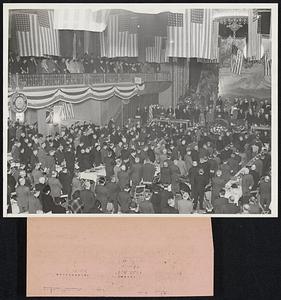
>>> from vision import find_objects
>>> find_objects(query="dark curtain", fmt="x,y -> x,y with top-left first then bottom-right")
123,93 -> 158,123
59,30 -> 74,58
137,13 -> 168,63
84,31 -> 101,57
189,58 -> 203,92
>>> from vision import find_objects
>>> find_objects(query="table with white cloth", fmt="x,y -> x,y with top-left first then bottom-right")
79,166 -> 106,182
224,155 -> 261,204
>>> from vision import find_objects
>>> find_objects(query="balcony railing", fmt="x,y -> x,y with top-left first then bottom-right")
8,72 -> 171,88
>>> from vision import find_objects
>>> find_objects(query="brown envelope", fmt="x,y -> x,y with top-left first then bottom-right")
27,217 -> 213,297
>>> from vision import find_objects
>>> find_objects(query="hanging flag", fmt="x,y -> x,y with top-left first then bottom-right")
14,11 -> 60,57
145,36 -> 166,63
264,51 -> 271,77
53,9 -> 110,32
210,21 -> 219,60
100,30 -> 107,57
102,13 -> 138,58
247,9 -> 262,60
149,105 -> 153,121
252,9 -> 259,22
137,12 -> 168,63
37,10 -> 60,56
61,102 -> 75,120
230,45 -> 243,75
14,13 -> 43,57
166,12 -> 185,57
45,106 -> 54,124
166,9 -> 216,59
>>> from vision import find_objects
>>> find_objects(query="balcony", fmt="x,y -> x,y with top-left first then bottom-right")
8,72 -> 171,89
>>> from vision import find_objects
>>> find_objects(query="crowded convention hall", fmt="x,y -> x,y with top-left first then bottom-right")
6,7 -> 273,215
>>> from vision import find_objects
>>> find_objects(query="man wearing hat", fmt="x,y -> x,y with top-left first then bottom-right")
80,181 -> 97,213
193,168 -> 209,210
221,195 -> 240,214
48,171 -> 63,204
117,185 -> 131,213
259,175 -> 271,212
31,163 -> 43,186
177,192 -> 193,214
213,189 -> 228,214
241,168 -> 254,195
95,177 -> 109,213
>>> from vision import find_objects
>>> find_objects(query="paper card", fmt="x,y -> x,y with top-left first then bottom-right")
27,217 -> 213,297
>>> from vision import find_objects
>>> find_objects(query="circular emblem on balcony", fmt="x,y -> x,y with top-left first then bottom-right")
10,93 -> 28,113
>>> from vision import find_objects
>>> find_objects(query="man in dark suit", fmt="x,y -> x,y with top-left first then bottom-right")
221,196 -> 240,214
142,161 -> 156,183
193,168 -> 209,210
213,189 -> 229,214
95,177 -> 109,213
117,186 -> 131,213
80,181 -> 98,213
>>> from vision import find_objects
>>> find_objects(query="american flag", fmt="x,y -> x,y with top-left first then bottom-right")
166,12 -> 185,57
264,51 -> 271,77
166,9 -> 216,59
252,9 -> 259,22
61,102 -> 75,120
14,11 -> 60,57
37,10 -> 60,56
14,13 -> 43,57
45,106 -> 54,124
248,9 -> 262,60
149,105 -> 153,121
171,58 -> 189,105
230,45 -> 243,75
145,36 -> 167,63
101,14 -> 138,58
191,9 -> 204,23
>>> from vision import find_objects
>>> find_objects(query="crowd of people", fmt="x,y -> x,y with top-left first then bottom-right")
7,95 -> 271,215
139,95 -> 271,132
8,52 -> 160,75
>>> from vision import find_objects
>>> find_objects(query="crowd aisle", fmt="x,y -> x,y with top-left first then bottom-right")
7,96 -> 271,215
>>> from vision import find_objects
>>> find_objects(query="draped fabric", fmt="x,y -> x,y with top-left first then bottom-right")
8,83 -> 145,109
53,9 -> 110,32
166,9 -> 217,59
248,9 -> 262,60
170,58 -> 189,104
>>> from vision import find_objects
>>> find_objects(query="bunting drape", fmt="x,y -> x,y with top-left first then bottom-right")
8,83 -> 145,109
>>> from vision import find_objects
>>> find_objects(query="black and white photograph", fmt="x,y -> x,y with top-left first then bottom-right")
3,3 -> 278,217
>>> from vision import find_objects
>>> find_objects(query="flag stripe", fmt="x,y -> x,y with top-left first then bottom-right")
166,9 -> 217,59
231,49 -> 243,75
15,13 -> 43,57
102,14 -> 138,58
248,9 -> 262,60
61,102 -> 75,120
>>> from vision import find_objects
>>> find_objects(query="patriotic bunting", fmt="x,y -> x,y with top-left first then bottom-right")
8,83 -> 145,109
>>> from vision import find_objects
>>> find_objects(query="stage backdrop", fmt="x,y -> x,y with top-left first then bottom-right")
218,37 -> 271,99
